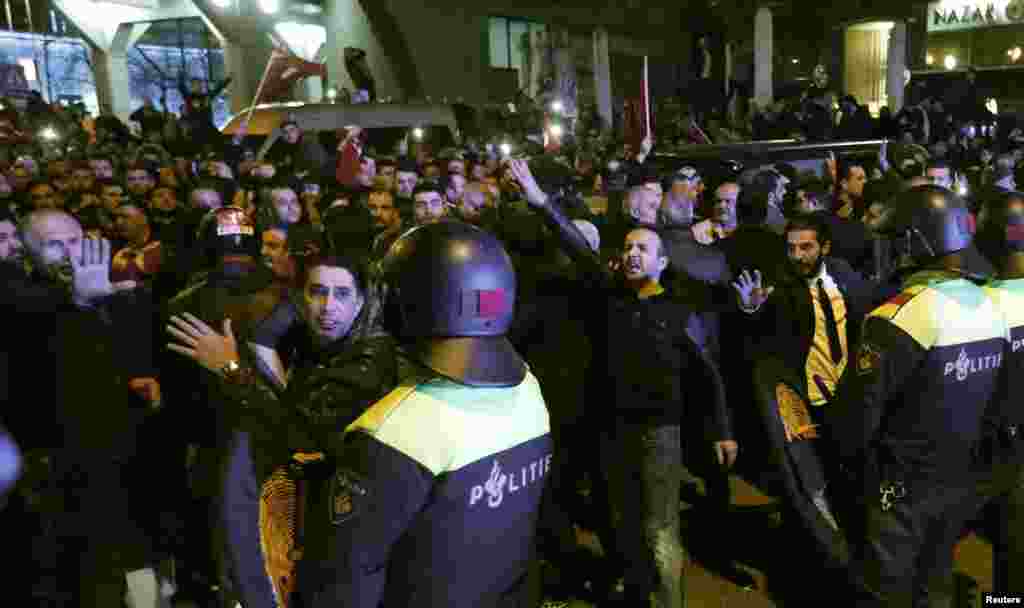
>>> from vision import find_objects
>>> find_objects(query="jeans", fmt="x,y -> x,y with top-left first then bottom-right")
602,423 -> 686,608
220,431 -> 277,608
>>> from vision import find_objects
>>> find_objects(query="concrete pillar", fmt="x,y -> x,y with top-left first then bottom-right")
302,77 -> 323,103
754,6 -> 773,109
592,27 -> 612,131
550,27 -> 576,117
528,28 -> 547,99
92,47 -> 132,121
886,21 -> 907,113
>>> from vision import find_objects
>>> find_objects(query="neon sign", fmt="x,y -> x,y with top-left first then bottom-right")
927,1 -> 1024,31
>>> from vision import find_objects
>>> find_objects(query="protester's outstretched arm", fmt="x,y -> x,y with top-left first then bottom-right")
507,159 -> 611,286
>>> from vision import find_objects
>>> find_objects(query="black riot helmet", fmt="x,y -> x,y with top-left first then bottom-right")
872,185 -> 974,264
380,220 -> 526,387
977,191 -> 1024,262
196,206 -> 260,267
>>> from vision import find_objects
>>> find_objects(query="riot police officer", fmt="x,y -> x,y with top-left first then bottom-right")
828,185 -> 1007,607
295,221 -> 552,607
972,190 -> 1024,593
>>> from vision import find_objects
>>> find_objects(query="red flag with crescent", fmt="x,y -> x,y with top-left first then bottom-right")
257,46 -> 327,105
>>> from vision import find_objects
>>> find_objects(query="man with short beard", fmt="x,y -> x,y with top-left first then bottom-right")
125,164 -> 157,200
165,254 -> 398,607
411,180 -> 447,226
512,160 -> 734,608
11,210 -> 160,608
733,213 -> 880,533
365,188 -> 400,235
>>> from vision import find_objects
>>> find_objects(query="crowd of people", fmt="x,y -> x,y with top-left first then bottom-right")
2,76 -> 1024,608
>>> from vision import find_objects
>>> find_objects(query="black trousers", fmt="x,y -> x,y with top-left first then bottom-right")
967,461 -> 1024,593
601,423 -> 686,608
59,457 -> 152,607
850,482 -> 973,608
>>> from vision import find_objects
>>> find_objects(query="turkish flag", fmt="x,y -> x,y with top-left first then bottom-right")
624,57 -> 653,151
257,47 -> 327,104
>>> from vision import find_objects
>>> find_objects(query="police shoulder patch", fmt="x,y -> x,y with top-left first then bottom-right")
329,468 -> 369,525
857,342 -> 882,375
869,284 -> 929,321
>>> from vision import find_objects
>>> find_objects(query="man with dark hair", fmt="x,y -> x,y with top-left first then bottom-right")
125,163 -> 157,200
511,159 -> 734,608
166,251 -> 399,606
266,119 -> 328,175
111,201 -> 162,286
750,168 -> 790,234
832,159 -> 867,220
405,180 -> 442,224
732,211 -> 880,557
26,180 -> 60,211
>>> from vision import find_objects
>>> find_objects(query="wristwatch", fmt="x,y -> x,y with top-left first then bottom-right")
221,359 -> 246,383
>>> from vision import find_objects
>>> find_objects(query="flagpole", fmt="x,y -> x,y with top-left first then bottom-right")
245,48 -> 278,125
642,55 -> 650,138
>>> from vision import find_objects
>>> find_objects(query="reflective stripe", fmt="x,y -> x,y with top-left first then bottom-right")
347,371 -> 550,476
871,280 -> 1003,348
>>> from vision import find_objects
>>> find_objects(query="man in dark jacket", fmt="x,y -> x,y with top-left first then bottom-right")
12,210 -> 160,607
511,159 -> 733,608
265,120 -> 329,176
167,253 -> 399,605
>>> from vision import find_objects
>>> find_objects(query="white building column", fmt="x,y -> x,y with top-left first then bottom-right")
592,27 -> 613,131
885,21 -> 907,113
754,6 -> 773,109
92,47 -> 132,120
302,77 -> 323,103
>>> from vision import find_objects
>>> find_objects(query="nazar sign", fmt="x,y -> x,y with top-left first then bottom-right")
928,1 -> 1024,32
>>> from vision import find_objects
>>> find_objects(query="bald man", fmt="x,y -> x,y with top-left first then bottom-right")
623,185 -> 661,226
7,209 -> 161,608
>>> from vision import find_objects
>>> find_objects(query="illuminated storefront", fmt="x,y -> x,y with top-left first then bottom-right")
924,0 -> 1024,70
844,21 -> 894,114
